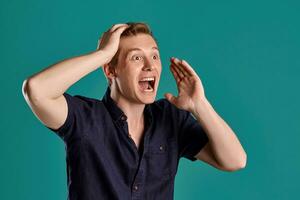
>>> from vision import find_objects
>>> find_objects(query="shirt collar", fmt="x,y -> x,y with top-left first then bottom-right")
102,87 -> 153,123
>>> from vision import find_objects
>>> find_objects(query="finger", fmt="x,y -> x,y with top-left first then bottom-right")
171,62 -> 185,80
180,59 -> 196,76
170,64 -> 181,83
111,24 -> 129,33
112,24 -> 129,35
164,93 -> 177,104
172,58 -> 197,76
171,57 -> 188,77
109,23 -> 128,32
171,57 -> 190,77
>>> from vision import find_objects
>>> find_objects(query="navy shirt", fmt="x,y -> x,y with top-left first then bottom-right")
46,87 -> 209,200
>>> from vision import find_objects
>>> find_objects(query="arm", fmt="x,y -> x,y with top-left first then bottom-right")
192,97 -> 247,171
164,57 -> 247,171
22,23 -> 129,130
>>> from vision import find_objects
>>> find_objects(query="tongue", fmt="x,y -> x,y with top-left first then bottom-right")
139,81 -> 151,90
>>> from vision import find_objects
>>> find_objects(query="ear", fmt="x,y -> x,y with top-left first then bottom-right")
103,63 -> 116,85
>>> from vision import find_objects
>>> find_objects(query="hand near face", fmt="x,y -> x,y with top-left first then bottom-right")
164,57 -> 206,113
96,23 -> 129,64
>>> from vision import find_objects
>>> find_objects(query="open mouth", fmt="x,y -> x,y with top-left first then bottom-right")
138,77 -> 155,92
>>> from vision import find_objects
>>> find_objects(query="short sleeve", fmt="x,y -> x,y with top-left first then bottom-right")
178,110 -> 209,161
45,92 -> 89,143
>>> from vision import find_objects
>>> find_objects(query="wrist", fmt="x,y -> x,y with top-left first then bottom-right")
93,50 -> 113,67
191,97 -> 211,118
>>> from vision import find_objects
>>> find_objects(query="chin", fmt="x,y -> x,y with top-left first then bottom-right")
137,91 -> 157,104
144,98 -> 156,104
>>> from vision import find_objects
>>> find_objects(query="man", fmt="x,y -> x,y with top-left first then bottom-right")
22,22 -> 247,199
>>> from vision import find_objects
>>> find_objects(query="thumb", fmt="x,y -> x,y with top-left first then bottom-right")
164,93 -> 177,104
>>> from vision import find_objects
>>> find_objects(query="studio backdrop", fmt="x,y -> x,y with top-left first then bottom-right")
0,0 -> 299,199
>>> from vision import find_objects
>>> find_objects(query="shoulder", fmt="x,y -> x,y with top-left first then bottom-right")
73,94 -> 98,102
153,98 -> 176,108
64,93 -> 100,105
151,98 -> 188,119
63,93 -> 105,113
152,98 -> 172,111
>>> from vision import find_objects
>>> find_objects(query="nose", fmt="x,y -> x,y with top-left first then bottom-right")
143,58 -> 154,71
143,65 -> 153,71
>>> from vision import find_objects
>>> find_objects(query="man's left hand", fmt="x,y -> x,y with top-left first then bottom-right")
164,57 -> 206,113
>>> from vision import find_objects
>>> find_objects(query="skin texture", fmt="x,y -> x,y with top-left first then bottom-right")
165,57 -> 206,113
106,34 -> 161,105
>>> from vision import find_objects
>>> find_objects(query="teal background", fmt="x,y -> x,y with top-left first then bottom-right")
1,0 -> 299,199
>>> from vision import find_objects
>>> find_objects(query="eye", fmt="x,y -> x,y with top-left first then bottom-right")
132,55 -> 143,61
153,54 -> 160,60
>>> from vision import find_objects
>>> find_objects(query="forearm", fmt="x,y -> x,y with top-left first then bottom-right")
24,50 -> 110,100
191,98 -> 247,169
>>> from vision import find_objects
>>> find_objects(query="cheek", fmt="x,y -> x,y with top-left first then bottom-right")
158,64 -> 162,71
156,60 -> 162,69
157,65 -> 162,75
119,71 -> 137,86
119,63 -> 143,85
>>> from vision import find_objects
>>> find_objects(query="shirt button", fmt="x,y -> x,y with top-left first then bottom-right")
121,115 -> 127,121
134,185 -> 138,191
159,145 -> 164,151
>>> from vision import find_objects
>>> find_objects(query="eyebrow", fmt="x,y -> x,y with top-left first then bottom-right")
125,47 -> 159,57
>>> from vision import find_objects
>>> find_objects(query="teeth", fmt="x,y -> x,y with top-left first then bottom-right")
143,88 -> 154,92
140,77 -> 155,81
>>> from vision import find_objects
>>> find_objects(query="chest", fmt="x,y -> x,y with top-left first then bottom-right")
77,118 -> 179,185
128,126 -> 145,150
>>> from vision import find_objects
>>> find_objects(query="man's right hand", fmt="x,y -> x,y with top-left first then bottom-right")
22,24 -> 130,131
96,23 -> 129,65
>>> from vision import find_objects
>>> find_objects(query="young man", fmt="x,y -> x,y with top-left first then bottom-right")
22,22 -> 247,199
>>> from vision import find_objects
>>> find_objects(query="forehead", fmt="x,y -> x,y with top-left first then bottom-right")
119,34 -> 159,56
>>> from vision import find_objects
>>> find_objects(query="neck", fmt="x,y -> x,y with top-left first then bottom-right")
110,88 -> 145,128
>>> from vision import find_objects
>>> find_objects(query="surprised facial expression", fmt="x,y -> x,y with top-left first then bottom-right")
112,34 -> 162,104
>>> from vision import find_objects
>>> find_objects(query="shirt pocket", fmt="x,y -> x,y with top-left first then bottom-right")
147,138 -> 178,180
166,137 -> 179,178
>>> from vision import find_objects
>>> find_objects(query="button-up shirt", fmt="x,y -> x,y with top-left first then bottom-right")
46,87 -> 209,200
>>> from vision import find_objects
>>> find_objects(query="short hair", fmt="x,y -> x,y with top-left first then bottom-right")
109,22 -> 157,67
